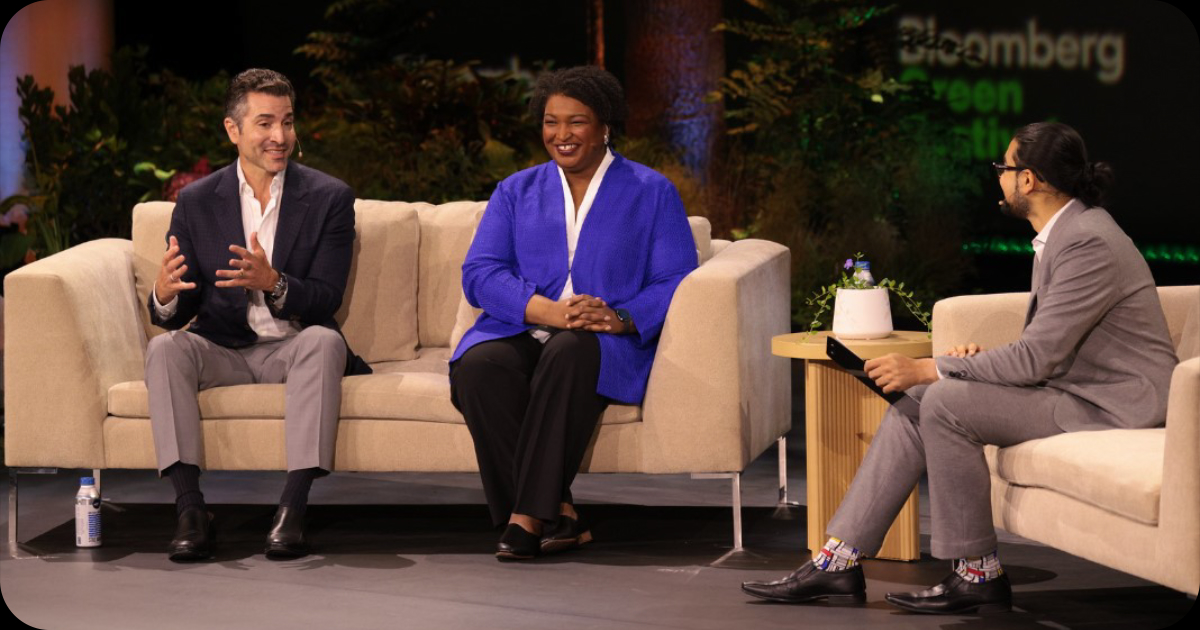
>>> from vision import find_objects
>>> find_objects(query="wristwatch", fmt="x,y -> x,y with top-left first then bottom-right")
265,272 -> 287,304
614,308 -> 632,331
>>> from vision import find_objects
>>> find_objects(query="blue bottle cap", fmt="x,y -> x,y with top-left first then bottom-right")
81,477 -> 95,485
854,261 -> 871,269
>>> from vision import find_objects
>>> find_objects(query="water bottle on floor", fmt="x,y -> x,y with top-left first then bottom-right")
75,477 -> 102,547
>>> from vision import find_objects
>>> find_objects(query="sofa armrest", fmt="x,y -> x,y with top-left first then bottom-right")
931,292 -> 1029,355
3,239 -> 145,468
638,239 -> 791,473
1159,356 -> 1199,580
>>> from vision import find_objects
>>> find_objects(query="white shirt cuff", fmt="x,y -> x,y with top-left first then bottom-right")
152,287 -> 179,320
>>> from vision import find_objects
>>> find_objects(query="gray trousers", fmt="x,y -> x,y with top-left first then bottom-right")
146,327 -> 347,474
826,378 -> 1083,559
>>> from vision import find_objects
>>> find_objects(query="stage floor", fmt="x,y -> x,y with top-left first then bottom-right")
2,425 -> 1193,629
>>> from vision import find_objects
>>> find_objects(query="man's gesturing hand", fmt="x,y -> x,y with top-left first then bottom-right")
215,231 -> 279,291
864,354 -> 939,393
154,235 -> 197,303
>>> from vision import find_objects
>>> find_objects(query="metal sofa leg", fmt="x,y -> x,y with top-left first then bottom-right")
777,436 -> 800,507
691,471 -> 743,551
7,473 -> 15,552
7,467 -> 58,558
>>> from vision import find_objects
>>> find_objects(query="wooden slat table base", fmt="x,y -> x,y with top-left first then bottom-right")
805,359 -> 921,561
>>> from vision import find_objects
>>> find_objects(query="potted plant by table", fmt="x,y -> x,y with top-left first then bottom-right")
805,253 -> 931,339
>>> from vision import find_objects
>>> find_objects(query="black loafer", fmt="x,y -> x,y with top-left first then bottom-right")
540,515 -> 593,555
265,506 -> 309,560
885,572 -> 1012,615
741,563 -> 866,605
168,506 -> 214,562
496,523 -> 541,561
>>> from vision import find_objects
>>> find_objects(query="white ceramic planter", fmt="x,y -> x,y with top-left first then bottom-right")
832,287 -> 893,340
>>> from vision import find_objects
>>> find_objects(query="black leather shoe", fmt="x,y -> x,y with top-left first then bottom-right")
741,563 -> 866,605
264,506 -> 309,560
540,515 -> 593,555
496,523 -> 541,561
168,506 -> 214,562
885,572 -> 1012,615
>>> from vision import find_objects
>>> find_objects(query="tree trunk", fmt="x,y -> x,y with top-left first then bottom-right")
587,0 -> 605,68
623,0 -> 724,183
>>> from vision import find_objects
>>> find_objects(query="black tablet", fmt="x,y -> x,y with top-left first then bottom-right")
825,337 -> 919,412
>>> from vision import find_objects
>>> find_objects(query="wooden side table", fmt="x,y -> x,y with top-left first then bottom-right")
772,331 -> 932,561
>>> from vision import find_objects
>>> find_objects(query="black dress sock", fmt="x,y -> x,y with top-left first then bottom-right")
279,467 -> 323,513
165,462 -> 205,517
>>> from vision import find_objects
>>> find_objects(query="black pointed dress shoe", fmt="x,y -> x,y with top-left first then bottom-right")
741,563 -> 867,605
168,506 -> 214,562
540,515 -> 593,555
265,506 -> 309,560
885,572 -> 1012,615
496,523 -> 541,561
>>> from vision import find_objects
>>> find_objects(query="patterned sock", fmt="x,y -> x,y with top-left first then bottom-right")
812,537 -> 861,572
954,550 -> 1005,584
164,462 -> 205,517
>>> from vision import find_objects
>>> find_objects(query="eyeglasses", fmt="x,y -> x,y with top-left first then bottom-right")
991,162 -> 1025,178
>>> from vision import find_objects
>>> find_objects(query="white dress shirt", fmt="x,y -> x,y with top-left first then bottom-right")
153,159 -> 299,341
1031,199 -> 1071,262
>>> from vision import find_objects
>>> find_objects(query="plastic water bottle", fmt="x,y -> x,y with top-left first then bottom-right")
75,477 -> 102,548
853,261 -> 875,286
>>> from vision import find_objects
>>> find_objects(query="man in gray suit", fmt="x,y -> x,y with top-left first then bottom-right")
742,122 -> 1177,614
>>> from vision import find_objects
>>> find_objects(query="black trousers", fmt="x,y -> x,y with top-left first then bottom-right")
450,330 -> 609,526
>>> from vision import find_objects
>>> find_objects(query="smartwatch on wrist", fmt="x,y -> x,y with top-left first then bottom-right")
614,308 -> 632,332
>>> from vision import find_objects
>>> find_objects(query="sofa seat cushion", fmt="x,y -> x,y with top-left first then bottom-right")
110,348 -> 642,425
985,428 -> 1165,525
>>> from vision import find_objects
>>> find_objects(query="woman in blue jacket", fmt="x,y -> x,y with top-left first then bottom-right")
450,66 -> 698,560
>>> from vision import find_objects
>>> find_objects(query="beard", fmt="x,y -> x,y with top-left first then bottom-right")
999,189 -> 1032,219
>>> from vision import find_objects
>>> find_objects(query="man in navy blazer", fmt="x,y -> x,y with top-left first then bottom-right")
145,69 -> 365,562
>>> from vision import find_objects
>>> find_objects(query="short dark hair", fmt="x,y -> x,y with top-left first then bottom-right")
529,66 -> 628,145
225,68 -> 295,128
1013,122 -> 1115,208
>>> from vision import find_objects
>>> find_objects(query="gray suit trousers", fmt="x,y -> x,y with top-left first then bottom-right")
146,327 -> 347,474
826,378 -> 1075,559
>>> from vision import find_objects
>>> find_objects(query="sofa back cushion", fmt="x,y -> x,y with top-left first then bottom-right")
131,200 -> 422,363
415,202 -> 487,349
340,200 -> 420,362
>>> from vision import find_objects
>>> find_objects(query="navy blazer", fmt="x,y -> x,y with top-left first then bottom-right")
452,154 -> 698,403
148,161 -> 370,375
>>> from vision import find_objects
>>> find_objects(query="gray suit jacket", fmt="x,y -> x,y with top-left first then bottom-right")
935,199 -> 1177,431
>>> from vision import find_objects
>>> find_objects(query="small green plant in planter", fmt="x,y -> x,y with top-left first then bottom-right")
804,253 -> 932,338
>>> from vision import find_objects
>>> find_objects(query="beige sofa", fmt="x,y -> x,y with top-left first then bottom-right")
932,286 -> 1199,594
4,199 -> 791,550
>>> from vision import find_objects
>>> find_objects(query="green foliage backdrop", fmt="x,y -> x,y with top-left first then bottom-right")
6,0 -> 978,327
714,0 -> 979,327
